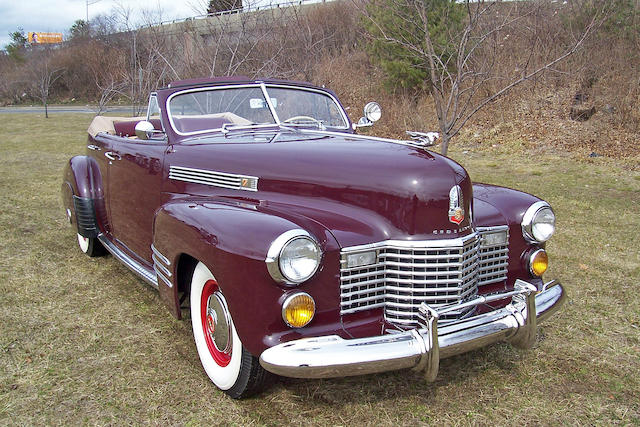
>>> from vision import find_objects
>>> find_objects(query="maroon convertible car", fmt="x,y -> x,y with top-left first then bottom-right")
62,77 -> 565,398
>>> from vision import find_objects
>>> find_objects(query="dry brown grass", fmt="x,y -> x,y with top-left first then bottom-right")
0,112 -> 638,425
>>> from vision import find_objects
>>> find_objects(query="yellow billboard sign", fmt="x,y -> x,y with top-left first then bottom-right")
28,32 -> 63,44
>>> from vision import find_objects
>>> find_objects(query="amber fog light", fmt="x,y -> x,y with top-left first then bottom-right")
282,292 -> 315,328
529,249 -> 549,277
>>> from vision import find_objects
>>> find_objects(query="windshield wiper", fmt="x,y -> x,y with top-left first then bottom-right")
220,122 -> 277,135
280,120 -> 326,130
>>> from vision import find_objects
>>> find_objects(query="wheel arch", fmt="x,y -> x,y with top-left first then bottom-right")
167,252 -> 199,319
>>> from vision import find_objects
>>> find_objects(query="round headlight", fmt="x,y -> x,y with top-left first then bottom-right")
282,292 -> 316,328
280,236 -> 320,282
266,230 -> 321,285
522,202 -> 556,243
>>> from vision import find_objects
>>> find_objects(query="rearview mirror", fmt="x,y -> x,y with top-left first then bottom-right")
354,102 -> 382,129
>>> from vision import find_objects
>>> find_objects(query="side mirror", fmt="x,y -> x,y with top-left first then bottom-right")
354,102 -> 382,129
135,120 -> 157,140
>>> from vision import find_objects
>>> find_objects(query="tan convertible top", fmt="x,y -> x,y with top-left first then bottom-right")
88,112 -> 254,138
87,116 -> 146,138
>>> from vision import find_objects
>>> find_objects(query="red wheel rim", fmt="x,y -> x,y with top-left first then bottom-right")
200,279 -> 232,367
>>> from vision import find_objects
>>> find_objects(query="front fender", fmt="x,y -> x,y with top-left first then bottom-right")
62,156 -> 108,237
152,199 -> 343,356
473,183 -> 541,226
473,183 -> 547,293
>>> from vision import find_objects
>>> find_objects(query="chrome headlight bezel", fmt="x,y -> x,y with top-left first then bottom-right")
266,229 -> 321,285
522,201 -> 556,243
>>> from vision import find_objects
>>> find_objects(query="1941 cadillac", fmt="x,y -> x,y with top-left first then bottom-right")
62,77 -> 565,398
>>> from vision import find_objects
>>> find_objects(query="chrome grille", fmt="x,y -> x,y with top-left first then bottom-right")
340,227 -> 509,327
478,226 -> 509,286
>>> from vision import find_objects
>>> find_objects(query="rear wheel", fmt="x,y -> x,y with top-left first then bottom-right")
77,233 -> 106,257
190,262 -> 269,399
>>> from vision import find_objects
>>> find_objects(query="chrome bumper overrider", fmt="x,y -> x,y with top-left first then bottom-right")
259,280 -> 565,380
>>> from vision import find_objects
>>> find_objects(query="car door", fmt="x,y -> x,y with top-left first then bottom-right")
105,95 -> 167,265
105,134 -> 167,265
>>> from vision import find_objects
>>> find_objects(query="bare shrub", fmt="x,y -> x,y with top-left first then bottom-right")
360,0 -> 607,154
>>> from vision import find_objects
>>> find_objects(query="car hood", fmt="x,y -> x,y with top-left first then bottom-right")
170,131 -> 474,247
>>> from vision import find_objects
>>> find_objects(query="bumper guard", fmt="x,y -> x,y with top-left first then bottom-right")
259,280 -> 565,380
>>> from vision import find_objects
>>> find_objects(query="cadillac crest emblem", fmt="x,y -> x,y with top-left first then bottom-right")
448,185 -> 464,224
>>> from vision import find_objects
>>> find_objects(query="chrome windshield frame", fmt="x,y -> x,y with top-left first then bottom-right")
165,82 -> 350,137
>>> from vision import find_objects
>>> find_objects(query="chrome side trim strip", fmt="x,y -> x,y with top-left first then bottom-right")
97,235 -> 158,289
151,244 -> 171,266
150,244 -> 173,288
169,165 -> 258,192
152,254 -> 172,278
155,267 -> 173,288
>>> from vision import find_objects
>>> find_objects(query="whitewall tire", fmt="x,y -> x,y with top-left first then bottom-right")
189,262 -> 269,398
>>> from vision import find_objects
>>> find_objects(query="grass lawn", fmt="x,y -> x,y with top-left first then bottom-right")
0,113 -> 638,425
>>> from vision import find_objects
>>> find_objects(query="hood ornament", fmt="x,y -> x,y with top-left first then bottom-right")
406,130 -> 439,147
448,185 -> 464,224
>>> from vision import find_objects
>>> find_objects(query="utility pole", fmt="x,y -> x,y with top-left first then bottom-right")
86,0 -> 102,23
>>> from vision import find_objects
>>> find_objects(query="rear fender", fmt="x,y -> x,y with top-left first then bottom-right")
62,156 -> 108,238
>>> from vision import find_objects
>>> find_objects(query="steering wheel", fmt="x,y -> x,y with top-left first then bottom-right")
283,115 -> 321,125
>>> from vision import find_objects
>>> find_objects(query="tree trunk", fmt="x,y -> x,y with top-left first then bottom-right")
44,97 -> 48,118
440,133 -> 450,156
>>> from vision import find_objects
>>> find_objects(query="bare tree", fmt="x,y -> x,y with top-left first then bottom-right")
29,51 -> 64,118
94,78 -> 129,116
151,7 -> 286,79
360,0 -> 608,155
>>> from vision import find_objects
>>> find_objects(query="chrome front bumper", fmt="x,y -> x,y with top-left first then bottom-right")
259,280 -> 565,380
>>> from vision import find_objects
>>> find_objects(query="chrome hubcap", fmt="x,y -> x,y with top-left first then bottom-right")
206,293 -> 232,355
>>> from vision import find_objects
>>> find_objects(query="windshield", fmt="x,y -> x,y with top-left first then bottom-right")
266,86 -> 348,128
167,84 -> 348,135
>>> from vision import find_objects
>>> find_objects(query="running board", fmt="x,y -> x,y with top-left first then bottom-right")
97,235 -> 158,289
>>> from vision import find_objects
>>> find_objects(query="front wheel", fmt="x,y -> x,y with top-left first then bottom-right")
190,262 -> 269,398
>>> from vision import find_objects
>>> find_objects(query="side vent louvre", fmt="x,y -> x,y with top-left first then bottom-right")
169,166 -> 258,191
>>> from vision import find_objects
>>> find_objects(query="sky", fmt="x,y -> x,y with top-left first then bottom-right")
0,0 -> 213,49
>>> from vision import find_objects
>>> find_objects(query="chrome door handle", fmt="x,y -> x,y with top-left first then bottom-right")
104,152 -> 121,161
87,144 -> 101,151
